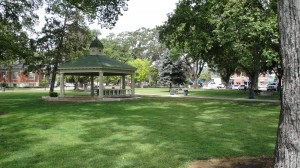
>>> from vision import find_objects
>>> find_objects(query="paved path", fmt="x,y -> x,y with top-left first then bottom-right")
136,93 -> 281,103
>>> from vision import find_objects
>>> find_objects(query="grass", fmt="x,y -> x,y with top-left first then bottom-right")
0,90 -> 280,168
136,87 -> 281,100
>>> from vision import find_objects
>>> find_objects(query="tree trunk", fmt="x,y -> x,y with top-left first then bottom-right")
193,78 -> 198,89
224,72 -> 232,89
247,73 -> 258,99
169,82 -> 172,92
275,0 -> 300,167
49,63 -> 58,92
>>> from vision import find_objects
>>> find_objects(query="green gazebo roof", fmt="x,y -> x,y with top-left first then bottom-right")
90,37 -> 104,49
59,55 -> 136,71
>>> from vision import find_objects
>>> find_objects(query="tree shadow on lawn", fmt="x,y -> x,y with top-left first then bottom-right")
78,97 -> 278,166
0,96 -> 279,167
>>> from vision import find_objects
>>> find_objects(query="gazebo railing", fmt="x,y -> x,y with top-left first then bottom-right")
103,89 -> 133,97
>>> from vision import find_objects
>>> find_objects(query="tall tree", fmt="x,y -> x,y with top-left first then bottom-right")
65,0 -> 129,29
101,33 -> 132,63
103,28 -> 167,63
0,0 -> 42,62
159,0 -> 214,89
275,0 -> 300,167
36,0 -> 129,92
212,0 -> 279,98
128,58 -> 153,87
158,51 -> 186,91
37,5 -> 92,92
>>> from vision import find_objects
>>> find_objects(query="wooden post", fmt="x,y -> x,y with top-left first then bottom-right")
91,76 -> 94,96
98,72 -> 104,99
121,75 -> 126,89
131,74 -> 135,97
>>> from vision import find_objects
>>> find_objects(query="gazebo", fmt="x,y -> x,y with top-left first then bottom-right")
57,38 -> 136,101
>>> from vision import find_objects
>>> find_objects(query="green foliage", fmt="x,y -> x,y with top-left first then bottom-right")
158,53 -> 186,87
0,83 -> 7,88
160,0 -> 279,96
158,1 -> 212,89
36,4 -> 94,92
102,34 -> 132,63
49,91 -> 58,97
211,0 -> 279,91
63,0 -> 129,29
0,0 -> 41,62
199,71 -> 211,82
1,0 -> 129,92
128,59 -> 153,83
102,28 -> 167,63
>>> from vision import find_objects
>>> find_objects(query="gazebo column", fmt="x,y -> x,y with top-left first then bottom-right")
121,75 -> 126,89
98,72 -> 104,99
59,72 -> 64,97
91,76 -> 94,96
131,74 -> 135,97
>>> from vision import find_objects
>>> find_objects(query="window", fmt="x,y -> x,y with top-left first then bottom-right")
12,72 -> 18,80
29,72 -> 35,80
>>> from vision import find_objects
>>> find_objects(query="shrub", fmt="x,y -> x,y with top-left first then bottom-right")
1,83 -> 7,88
49,92 -> 58,97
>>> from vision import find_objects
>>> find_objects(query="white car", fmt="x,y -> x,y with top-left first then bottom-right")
65,83 -> 74,87
238,85 -> 246,90
267,83 -> 277,91
231,85 -> 239,90
217,84 -> 225,89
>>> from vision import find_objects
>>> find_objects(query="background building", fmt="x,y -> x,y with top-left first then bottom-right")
0,64 -> 42,87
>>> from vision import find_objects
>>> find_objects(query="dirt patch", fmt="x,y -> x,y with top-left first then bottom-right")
188,157 -> 273,168
0,112 -> 5,116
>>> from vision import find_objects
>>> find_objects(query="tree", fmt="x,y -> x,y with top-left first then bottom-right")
65,0 -> 129,29
102,28 -> 167,63
275,0 -> 300,167
128,59 -> 153,87
37,5 -> 92,92
101,33 -> 132,63
158,52 -> 186,91
35,0 -> 129,92
211,0 -> 279,98
199,71 -> 211,83
158,0 -> 214,89
0,0 -> 42,62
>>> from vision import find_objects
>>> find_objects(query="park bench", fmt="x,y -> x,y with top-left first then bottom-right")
175,89 -> 184,94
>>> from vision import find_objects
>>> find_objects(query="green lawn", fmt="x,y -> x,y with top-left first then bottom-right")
136,87 -> 281,100
0,91 -> 280,168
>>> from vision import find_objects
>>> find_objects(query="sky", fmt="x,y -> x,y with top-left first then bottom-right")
91,0 -> 179,38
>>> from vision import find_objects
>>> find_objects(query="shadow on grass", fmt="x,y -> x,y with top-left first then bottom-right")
0,93 -> 279,168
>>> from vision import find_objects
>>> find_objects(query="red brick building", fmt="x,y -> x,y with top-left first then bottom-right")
230,72 -> 276,88
0,64 -> 41,87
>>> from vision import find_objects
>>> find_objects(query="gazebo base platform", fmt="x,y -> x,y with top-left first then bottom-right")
42,96 -> 137,102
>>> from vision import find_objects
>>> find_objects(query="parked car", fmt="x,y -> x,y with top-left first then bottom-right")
267,83 -> 277,91
65,83 -> 74,87
238,85 -> 247,90
217,84 -> 225,89
258,85 -> 267,91
231,85 -> 239,90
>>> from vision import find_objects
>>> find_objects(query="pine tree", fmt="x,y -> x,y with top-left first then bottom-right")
158,52 -> 185,91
